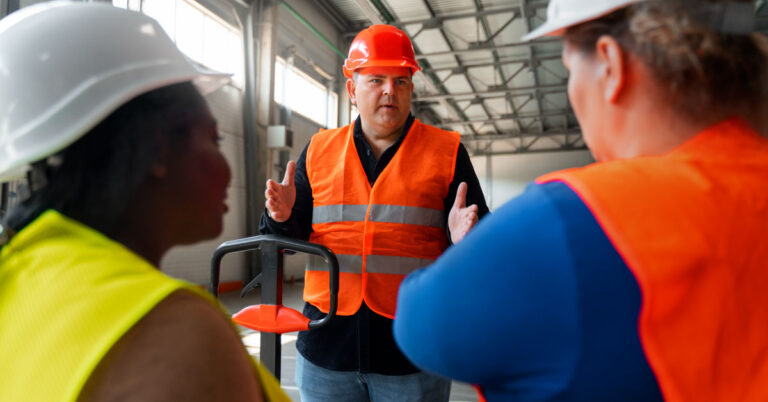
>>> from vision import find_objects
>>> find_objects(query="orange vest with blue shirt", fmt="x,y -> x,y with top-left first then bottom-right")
537,118 -> 768,401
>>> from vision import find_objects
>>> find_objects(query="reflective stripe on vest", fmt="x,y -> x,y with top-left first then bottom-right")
312,204 -> 445,228
312,204 -> 368,224
365,255 -> 435,275
307,254 -> 435,275
307,254 -> 363,273
305,120 -> 460,318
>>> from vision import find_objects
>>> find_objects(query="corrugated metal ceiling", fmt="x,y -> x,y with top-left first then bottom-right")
318,0 -> 768,155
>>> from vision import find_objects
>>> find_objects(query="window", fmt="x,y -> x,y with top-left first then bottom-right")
275,57 -> 338,128
112,0 -> 244,86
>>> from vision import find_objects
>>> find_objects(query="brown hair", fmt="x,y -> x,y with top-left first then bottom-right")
564,0 -> 768,129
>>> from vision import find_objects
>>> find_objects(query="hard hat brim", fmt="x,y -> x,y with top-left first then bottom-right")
521,0 -> 642,41
0,62 -> 230,183
343,59 -> 421,78
0,3 -> 231,183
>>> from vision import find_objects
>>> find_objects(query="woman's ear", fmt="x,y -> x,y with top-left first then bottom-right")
596,35 -> 626,103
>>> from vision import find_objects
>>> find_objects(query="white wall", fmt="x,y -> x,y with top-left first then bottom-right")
471,150 -> 595,211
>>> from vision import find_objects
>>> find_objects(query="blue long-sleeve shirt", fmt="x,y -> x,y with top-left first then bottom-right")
394,181 -> 663,401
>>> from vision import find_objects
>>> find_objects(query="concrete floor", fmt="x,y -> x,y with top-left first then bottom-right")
218,282 -> 478,402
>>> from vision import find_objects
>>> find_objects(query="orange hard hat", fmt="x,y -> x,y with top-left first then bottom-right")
343,25 -> 421,78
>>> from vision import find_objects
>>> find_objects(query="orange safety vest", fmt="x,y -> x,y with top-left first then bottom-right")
304,119 -> 460,318
536,118 -> 768,401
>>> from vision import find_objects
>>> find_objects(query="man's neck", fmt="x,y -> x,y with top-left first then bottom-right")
360,121 -> 406,160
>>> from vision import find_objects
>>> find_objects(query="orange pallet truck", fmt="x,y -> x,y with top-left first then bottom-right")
209,234 -> 339,380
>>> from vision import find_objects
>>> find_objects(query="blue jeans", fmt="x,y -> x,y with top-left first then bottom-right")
295,351 -> 451,402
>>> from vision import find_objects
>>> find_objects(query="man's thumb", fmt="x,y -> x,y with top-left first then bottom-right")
282,160 -> 296,187
453,182 -> 467,209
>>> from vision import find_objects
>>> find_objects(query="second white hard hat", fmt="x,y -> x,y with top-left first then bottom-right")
0,1 -> 230,182
522,0 -> 643,41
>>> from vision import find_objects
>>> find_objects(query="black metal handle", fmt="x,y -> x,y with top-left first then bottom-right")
209,234 -> 339,330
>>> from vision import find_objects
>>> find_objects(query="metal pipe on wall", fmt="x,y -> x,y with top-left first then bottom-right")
240,0 -> 279,284
3,0 -> 19,18
279,0 -> 345,60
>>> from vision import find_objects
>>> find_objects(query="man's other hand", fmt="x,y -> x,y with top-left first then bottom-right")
265,161 -> 296,223
448,182 -> 479,244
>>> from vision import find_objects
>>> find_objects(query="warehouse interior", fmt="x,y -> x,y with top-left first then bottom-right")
2,0 -> 768,400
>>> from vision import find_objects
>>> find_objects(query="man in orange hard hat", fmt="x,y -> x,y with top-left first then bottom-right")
260,25 -> 489,401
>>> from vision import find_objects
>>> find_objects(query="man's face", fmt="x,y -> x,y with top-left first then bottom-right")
347,66 -> 414,138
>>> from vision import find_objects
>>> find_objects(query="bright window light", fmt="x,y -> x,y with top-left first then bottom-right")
142,0 -> 176,44
275,57 -> 338,128
327,92 -> 338,129
175,0 -> 205,62
112,0 -> 244,86
126,0 -> 141,11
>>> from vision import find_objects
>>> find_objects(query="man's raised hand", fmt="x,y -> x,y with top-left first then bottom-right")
265,161 -> 296,222
447,182 -> 479,244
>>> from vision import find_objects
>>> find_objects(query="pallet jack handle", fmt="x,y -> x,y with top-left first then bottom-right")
209,234 -> 339,332
209,235 -> 339,380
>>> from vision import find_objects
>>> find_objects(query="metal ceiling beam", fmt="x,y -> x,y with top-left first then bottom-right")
414,84 -> 567,101
391,6 -> 520,27
470,144 -> 588,157
351,0 -> 385,23
471,0 -> 524,141
519,0 -> 547,137
418,0 -> 502,134
461,127 -> 582,142
420,53 -> 561,73
439,110 -> 574,126
416,39 -> 559,59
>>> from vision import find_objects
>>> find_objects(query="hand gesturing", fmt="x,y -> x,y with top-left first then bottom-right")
448,182 -> 479,244
265,161 -> 296,223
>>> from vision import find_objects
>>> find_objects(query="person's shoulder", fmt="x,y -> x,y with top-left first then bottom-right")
78,290 -> 264,402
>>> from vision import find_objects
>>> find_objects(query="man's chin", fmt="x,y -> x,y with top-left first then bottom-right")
373,113 -> 407,126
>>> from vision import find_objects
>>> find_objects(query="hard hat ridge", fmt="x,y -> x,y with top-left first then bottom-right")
343,24 -> 421,78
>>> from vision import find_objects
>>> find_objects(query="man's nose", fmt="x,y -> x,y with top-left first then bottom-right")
382,79 -> 395,95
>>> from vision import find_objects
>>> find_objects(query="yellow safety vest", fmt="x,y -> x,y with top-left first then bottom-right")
0,210 -> 287,401
304,119 -> 460,318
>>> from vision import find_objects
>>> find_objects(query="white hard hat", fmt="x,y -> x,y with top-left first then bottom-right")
0,1 -> 230,182
522,0 -> 643,41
